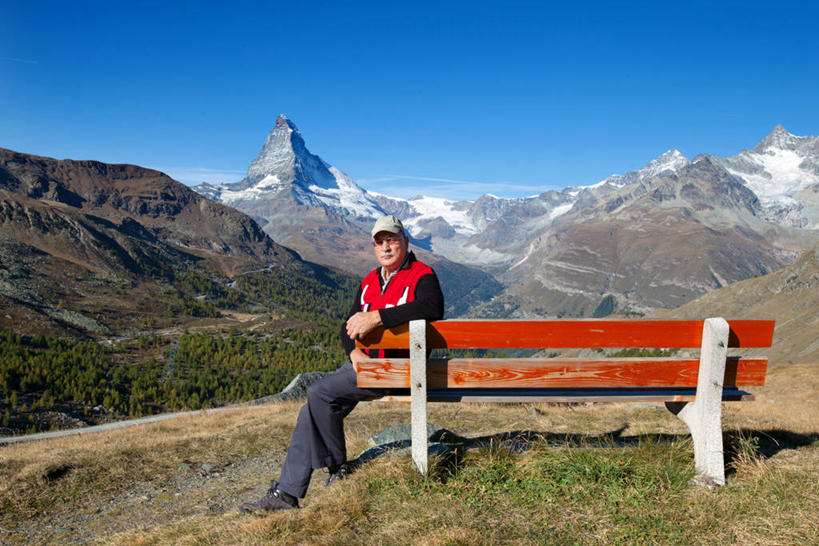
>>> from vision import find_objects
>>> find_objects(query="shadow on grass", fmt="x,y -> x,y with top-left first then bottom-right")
723,428 -> 819,476
351,426 -> 819,481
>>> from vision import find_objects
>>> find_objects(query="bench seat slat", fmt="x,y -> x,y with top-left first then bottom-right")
369,387 -> 755,403
357,319 -> 775,350
356,357 -> 767,389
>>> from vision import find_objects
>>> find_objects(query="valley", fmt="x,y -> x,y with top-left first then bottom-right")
2,120 -> 818,438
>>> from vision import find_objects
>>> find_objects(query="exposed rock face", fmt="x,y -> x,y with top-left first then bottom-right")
250,371 -> 331,403
0,148 -> 298,278
243,115 -> 339,191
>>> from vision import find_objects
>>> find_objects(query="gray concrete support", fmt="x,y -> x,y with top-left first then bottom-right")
666,317 -> 729,486
410,319 -> 429,474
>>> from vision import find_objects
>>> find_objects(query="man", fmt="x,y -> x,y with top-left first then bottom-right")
241,215 -> 444,513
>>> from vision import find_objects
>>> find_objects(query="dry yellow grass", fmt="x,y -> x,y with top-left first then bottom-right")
1,365 -> 817,544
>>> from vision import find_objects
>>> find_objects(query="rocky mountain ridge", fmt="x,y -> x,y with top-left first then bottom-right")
0,147 -> 321,337
194,118 -> 819,317
0,148 -> 298,273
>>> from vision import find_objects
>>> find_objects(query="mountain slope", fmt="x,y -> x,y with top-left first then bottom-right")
0,148 -> 298,275
0,148 -> 359,338
651,243 -> 819,365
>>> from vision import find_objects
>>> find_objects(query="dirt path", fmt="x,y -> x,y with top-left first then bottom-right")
5,454 -> 284,544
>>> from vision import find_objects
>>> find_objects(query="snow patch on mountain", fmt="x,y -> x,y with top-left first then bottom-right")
430,237 -> 513,266
218,174 -> 282,202
547,203 -> 574,220
711,127 -> 819,227
722,148 -> 819,207
307,167 -> 383,217
596,149 -> 689,188
404,196 -> 479,235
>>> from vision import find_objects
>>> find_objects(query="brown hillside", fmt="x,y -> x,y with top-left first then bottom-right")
652,243 -> 819,365
0,148 -> 317,338
0,148 -> 298,276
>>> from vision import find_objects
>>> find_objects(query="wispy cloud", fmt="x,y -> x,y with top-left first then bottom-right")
358,174 -> 545,201
151,166 -> 245,186
1,57 -> 38,64
151,168 -> 548,200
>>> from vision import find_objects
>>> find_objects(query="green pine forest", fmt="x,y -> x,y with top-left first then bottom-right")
1,264 -> 359,434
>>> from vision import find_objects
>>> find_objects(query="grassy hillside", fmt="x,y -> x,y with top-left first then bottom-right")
1,364 -> 816,544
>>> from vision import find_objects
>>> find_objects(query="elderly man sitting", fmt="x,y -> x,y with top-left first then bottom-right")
241,215 -> 444,512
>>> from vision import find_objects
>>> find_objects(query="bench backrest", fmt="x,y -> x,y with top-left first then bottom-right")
356,319 -> 775,392
358,319 -> 775,349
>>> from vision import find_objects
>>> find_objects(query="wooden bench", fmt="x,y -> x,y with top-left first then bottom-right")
356,318 -> 775,485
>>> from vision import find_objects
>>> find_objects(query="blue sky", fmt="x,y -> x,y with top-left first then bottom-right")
2,1 -> 818,201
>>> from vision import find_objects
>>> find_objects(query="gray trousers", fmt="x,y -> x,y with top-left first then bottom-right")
278,361 -> 383,498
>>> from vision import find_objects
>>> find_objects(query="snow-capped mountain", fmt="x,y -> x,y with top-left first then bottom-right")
194,116 -> 504,315
369,148 -> 691,261
194,118 -> 819,317
196,115 -> 382,219
711,125 -> 819,228
593,149 -> 690,189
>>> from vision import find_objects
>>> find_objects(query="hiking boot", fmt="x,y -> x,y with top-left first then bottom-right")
240,480 -> 298,514
325,462 -> 353,487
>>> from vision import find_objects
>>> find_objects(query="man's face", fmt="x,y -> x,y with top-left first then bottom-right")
372,230 -> 409,273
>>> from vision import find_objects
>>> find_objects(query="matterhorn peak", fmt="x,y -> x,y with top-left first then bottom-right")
239,114 -> 338,191
201,115 -> 382,218
274,113 -> 297,132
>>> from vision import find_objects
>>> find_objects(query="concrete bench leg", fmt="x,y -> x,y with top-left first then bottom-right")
665,317 -> 729,486
410,319 -> 428,474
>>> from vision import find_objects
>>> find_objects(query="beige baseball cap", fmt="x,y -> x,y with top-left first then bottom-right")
371,215 -> 405,237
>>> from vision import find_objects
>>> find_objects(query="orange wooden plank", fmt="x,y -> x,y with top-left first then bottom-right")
727,319 -> 775,348
357,319 -> 775,349
356,357 -> 768,389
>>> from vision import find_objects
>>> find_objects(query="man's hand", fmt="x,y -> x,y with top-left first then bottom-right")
345,310 -> 382,341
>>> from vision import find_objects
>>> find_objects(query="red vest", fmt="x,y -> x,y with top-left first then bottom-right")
359,259 -> 434,312
359,258 -> 434,358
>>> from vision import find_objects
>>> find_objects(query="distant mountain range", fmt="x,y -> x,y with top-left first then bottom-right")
195,116 -> 819,317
